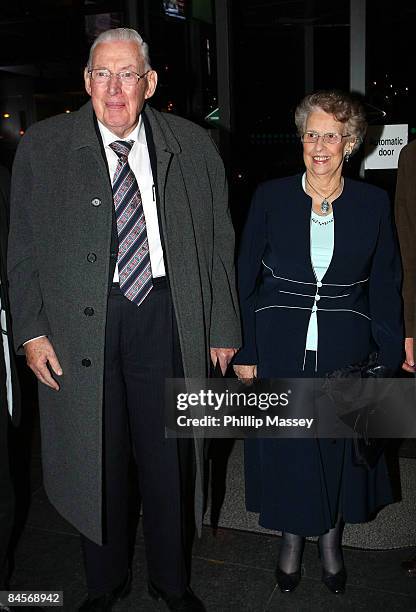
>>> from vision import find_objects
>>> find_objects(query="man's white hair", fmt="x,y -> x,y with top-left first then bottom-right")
87,27 -> 151,71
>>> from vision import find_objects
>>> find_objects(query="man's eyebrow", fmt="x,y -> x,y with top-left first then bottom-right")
117,64 -> 139,70
92,64 -> 138,70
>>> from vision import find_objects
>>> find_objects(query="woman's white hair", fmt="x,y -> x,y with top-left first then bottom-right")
87,27 -> 151,71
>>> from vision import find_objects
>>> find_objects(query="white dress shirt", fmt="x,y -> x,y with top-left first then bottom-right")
98,117 -> 166,280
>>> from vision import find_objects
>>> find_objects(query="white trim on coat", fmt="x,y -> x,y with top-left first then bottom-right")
262,259 -> 369,288
318,308 -> 371,320
255,305 -> 312,313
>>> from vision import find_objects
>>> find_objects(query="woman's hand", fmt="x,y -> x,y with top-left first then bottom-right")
233,364 -> 257,384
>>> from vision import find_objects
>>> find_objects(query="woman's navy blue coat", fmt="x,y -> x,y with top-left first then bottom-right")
234,174 -> 404,535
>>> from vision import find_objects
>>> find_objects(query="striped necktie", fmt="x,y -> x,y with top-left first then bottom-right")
109,140 -> 153,306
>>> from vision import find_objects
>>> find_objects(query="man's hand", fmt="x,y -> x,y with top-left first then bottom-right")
233,364 -> 257,385
210,347 -> 238,375
403,337 -> 415,373
24,337 -> 63,390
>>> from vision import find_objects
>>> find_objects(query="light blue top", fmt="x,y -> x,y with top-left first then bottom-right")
301,175 -> 335,351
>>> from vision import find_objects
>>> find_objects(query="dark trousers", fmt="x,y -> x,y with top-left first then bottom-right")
0,346 -> 13,587
81,281 -> 188,597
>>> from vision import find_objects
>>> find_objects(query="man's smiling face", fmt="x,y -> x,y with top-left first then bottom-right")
84,40 -> 157,138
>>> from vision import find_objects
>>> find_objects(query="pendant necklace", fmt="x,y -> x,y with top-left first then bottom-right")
306,176 -> 343,214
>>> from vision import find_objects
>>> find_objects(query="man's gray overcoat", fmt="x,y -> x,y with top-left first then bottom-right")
8,101 -> 241,544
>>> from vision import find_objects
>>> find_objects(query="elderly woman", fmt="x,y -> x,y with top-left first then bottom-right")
233,90 -> 403,594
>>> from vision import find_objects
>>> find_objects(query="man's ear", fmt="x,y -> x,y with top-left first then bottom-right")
144,70 -> 158,100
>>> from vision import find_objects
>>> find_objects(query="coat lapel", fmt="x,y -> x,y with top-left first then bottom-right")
71,101 -> 111,186
142,106 -> 181,220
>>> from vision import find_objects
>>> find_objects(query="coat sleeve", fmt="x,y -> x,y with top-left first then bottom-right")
0,166 -> 10,212
394,145 -> 416,338
7,133 -> 51,352
233,184 -> 268,365
369,191 -> 404,370
205,137 -> 242,349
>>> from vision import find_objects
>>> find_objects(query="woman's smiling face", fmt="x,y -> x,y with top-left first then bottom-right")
303,110 -> 354,180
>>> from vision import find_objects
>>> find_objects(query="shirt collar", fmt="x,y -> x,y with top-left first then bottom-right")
97,116 -> 144,149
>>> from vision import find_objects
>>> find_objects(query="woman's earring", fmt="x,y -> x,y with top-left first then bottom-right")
344,151 -> 350,163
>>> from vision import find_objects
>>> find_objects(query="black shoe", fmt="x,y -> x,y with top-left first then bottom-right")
78,570 -> 132,611
275,566 -> 301,593
148,581 -> 206,611
321,567 -> 346,594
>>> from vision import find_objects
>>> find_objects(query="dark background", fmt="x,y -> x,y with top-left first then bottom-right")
0,0 -> 415,226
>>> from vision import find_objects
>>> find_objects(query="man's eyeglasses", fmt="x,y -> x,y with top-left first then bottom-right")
301,131 -> 351,145
88,69 -> 149,85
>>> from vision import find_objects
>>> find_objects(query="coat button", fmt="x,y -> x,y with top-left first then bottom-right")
84,307 -> 94,316
87,252 -> 97,263
91,197 -> 101,207
82,358 -> 91,367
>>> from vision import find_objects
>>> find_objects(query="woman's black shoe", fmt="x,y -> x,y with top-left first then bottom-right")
321,567 -> 346,594
275,566 -> 301,593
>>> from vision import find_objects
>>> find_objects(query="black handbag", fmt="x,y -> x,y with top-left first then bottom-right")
325,352 -> 378,378
344,405 -> 387,469
325,353 -> 392,469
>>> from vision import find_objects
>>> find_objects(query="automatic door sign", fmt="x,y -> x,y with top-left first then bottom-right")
365,124 -> 408,169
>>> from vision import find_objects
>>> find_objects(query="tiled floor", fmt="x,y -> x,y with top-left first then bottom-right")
8,483 -> 416,611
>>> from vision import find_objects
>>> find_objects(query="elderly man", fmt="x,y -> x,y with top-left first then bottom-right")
8,28 -> 240,611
